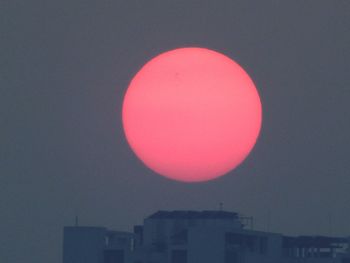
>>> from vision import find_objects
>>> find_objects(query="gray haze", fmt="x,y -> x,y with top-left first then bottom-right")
1,1 -> 350,262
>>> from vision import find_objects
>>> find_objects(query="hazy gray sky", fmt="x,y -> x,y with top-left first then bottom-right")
1,1 -> 350,262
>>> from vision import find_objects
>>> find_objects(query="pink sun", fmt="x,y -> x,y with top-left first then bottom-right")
122,47 -> 262,182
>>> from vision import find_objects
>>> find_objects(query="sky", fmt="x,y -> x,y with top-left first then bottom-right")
1,1 -> 350,262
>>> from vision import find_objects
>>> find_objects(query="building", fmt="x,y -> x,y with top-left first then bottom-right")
63,210 -> 350,263
63,227 -> 133,263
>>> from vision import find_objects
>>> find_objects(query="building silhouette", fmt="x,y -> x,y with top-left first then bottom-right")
63,210 -> 350,263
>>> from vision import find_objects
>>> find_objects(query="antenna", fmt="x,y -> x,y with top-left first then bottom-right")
266,210 -> 271,232
219,202 -> 223,211
75,215 -> 79,227
328,212 -> 333,236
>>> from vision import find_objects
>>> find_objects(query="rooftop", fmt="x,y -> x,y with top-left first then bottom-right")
148,210 -> 238,220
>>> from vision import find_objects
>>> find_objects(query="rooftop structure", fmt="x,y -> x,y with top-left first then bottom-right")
148,210 -> 239,220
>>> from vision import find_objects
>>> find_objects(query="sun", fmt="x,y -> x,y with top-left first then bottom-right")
122,47 -> 262,182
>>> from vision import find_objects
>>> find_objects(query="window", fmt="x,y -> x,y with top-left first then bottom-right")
104,249 -> 124,263
225,250 -> 238,263
171,249 -> 187,263
259,237 -> 268,254
225,233 -> 242,246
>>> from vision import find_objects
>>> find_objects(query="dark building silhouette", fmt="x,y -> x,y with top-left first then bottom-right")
63,210 -> 350,263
